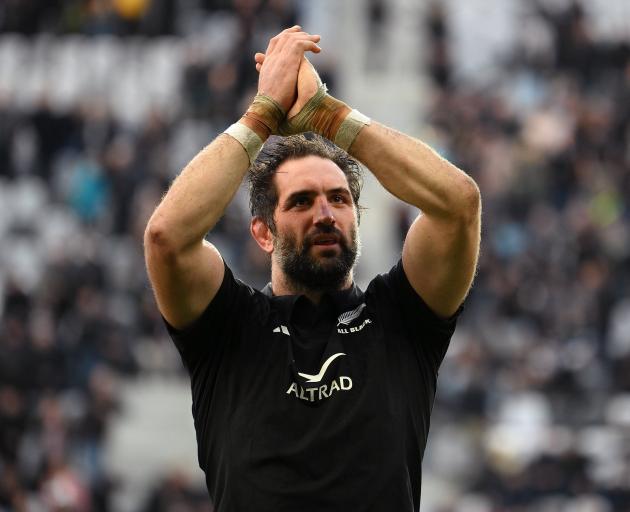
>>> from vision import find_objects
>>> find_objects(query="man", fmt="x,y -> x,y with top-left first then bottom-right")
144,26 -> 481,512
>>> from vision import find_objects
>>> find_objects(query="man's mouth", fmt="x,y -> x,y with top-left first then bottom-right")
314,239 -> 338,246
311,235 -> 339,246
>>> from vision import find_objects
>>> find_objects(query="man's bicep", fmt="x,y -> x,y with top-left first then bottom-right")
402,212 -> 480,318
145,240 -> 225,330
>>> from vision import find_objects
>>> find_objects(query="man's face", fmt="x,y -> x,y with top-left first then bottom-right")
271,155 -> 360,292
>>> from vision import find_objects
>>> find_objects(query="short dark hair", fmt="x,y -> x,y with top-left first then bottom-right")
248,133 -> 363,233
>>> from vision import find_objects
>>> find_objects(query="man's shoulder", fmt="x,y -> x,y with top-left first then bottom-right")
365,259 -> 463,330
224,267 -> 272,309
364,259 -> 406,297
176,264 -> 273,333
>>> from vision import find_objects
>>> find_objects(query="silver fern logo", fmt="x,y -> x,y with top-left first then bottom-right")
337,303 -> 367,326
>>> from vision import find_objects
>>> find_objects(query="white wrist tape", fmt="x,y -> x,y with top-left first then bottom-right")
224,122 -> 263,165
334,109 -> 371,151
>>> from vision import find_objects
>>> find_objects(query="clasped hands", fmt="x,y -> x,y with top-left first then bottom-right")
254,26 -> 322,120
248,26 -> 351,141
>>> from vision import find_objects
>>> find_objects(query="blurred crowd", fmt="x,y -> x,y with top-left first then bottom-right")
0,1 -> 296,511
0,0 -> 176,37
421,2 -> 630,511
1,0 -> 629,511
0,0 -> 252,37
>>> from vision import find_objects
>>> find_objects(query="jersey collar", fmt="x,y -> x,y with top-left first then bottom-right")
261,282 -> 364,318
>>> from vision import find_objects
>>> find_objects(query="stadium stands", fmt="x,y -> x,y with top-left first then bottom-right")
1,1 -> 629,511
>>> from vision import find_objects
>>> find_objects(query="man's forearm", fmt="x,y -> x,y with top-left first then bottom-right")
273,64 -> 479,219
348,122 -> 480,220
143,27 -> 322,329
145,134 -> 250,253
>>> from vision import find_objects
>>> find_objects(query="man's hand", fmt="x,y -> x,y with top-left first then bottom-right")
256,26 -> 321,113
255,49 -> 359,148
256,53 -> 323,119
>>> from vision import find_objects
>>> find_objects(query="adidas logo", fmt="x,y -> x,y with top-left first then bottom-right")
273,325 -> 290,336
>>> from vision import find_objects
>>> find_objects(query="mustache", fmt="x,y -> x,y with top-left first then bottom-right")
302,225 -> 346,248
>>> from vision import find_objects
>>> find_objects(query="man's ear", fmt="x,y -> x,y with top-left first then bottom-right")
250,217 -> 274,254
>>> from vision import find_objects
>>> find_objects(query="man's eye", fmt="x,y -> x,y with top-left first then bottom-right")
331,194 -> 345,203
293,197 -> 309,207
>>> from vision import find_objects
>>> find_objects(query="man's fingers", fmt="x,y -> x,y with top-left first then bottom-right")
266,30 -> 321,55
254,40 -> 320,76
256,28 -> 323,111
296,40 -> 321,54
271,33 -> 319,54
291,33 -> 321,45
283,36 -> 321,54
266,25 -> 302,54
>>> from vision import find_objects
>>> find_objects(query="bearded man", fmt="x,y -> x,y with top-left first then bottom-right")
144,26 -> 481,512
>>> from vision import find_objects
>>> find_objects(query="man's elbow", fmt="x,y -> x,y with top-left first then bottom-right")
144,217 -> 179,263
453,175 -> 481,223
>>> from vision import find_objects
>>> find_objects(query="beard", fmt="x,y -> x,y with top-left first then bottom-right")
274,224 -> 360,294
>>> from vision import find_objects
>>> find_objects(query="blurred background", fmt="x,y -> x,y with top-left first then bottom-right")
1,0 -> 630,511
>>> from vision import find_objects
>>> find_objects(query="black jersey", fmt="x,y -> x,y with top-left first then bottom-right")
165,259 -> 460,512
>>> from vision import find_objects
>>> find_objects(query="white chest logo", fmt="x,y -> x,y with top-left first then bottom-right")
287,352 -> 352,402
273,325 -> 290,336
297,353 -> 346,383
337,303 -> 372,334
337,303 -> 367,326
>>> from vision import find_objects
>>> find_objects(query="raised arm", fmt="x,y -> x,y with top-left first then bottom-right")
254,55 -> 480,318
144,26 -> 321,329
349,123 -> 480,318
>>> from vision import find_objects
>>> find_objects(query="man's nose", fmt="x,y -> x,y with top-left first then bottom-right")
314,198 -> 335,226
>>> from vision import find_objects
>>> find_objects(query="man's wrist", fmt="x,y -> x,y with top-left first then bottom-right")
224,122 -> 264,165
279,85 -> 370,151
224,94 -> 287,165
240,94 -> 286,141
334,109 -> 371,152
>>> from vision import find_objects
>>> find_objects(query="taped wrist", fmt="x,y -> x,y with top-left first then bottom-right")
224,123 -> 263,165
279,84 -> 370,151
240,94 -> 286,141
224,94 -> 286,165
